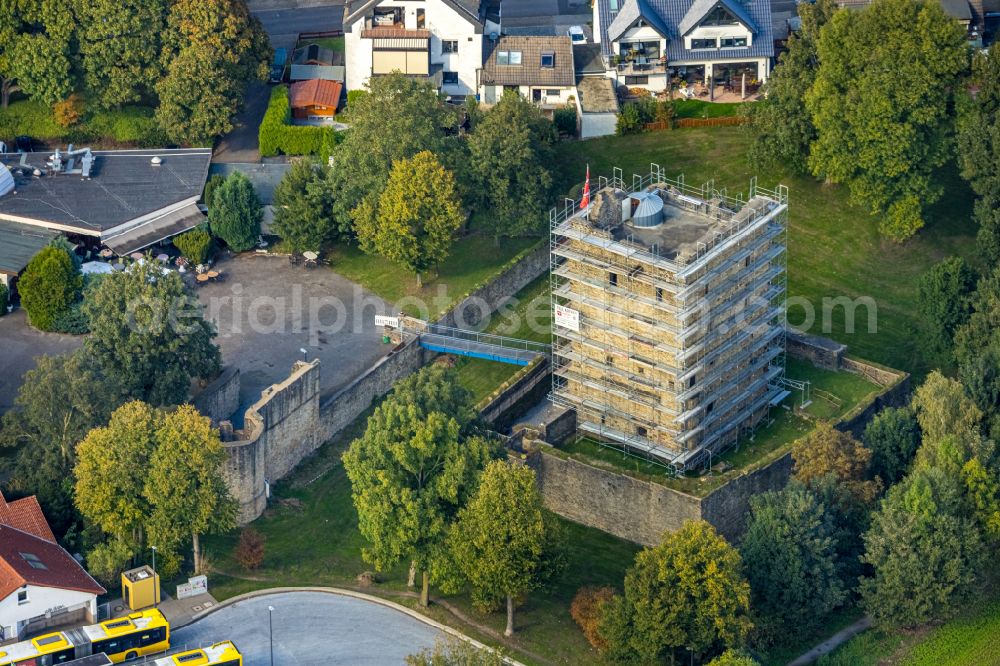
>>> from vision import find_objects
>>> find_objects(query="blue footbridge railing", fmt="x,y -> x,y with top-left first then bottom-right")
416,323 -> 551,366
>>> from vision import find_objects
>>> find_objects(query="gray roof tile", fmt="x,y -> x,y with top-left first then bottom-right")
481,36 -> 576,87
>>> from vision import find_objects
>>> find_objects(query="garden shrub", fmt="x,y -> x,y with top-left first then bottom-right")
203,174 -> 225,208
0,283 -> 8,315
554,107 -> 577,137
346,89 -> 368,108
616,103 -> 643,135
51,301 -> 90,334
209,172 -> 261,252
259,86 -> 340,157
18,246 -> 83,332
234,528 -> 266,570
53,93 -> 85,128
173,227 -> 213,264
570,586 -> 615,651
0,100 -> 166,146
86,107 -> 167,145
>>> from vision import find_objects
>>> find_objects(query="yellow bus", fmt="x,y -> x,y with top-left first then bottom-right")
0,609 -> 170,665
152,641 -> 242,666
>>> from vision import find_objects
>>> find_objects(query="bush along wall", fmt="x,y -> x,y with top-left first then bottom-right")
259,86 -> 342,158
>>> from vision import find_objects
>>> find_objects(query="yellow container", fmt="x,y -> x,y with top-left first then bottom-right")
121,565 -> 161,610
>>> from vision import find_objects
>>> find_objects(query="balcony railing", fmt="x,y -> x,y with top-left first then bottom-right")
614,57 -> 667,76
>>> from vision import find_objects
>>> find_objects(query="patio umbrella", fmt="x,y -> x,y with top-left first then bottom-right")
130,252 -> 144,261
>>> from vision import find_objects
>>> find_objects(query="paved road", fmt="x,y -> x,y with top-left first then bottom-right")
171,592 -> 447,665
786,616 -> 872,666
255,5 -> 343,46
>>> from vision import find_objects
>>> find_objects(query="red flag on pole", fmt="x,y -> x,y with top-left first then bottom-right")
580,165 -> 590,209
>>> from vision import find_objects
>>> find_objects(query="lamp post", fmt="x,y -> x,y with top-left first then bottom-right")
268,605 -> 275,666
686,646 -> 694,666
150,546 -> 157,609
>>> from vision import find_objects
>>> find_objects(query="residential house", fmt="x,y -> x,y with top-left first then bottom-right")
0,148 -> 212,273
343,0 -> 500,96
0,491 -> 105,642
289,79 -> 344,120
592,0 -> 774,92
479,36 -> 577,108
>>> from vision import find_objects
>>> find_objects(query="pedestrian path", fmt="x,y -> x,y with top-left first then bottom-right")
786,616 -> 872,665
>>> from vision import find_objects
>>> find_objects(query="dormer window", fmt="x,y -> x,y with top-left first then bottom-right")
720,36 -> 747,47
541,52 -> 555,68
691,38 -> 717,49
700,5 -> 740,26
497,50 -> 522,65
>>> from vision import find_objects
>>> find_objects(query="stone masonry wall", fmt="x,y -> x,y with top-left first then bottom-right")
192,367 -> 241,425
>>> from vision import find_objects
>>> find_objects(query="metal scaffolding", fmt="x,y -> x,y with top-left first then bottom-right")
549,164 -> 789,473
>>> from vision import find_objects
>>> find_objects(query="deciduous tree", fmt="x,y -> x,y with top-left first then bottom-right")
599,521 -> 752,663
445,461 -> 550,636
917,257 -> 977,367
342,366 -> 496,606
740,486 -> 845,643
330,73 -> 456,232
792,421 -> 881,505
17,245 -> 82,332
0,353 -> 118,537
354,151 -> 463,286
956,43 -> 1000,202
209,172 -> 262,252
83,261 -> 221,406
805,0 -> 967,240
467,91 -> 555,239
863,406 -> 921,485
860,465 -> 986,629
75,0 -> 167,108
746,0 -> 837,172
271,159 -> 340,253
911,370 -> 983,445
406,638 -> 506,666
144,405 -> 236,573
0,0 -> 75,107
708,650 -> 762,666
954,274 -> 1000,437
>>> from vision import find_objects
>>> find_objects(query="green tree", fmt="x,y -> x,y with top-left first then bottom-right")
271,158 -> 340,253
792,421 -> 882,505
0,0 -> 75,107
173,227 -> 213,265
805,0 -> 967,240
330,73 -> 455,232
708,650 -> 761,666
83,261 -> 221,406
740,486 -> 845,643
599,521 -> 752,663
863,406 -> 921,485
962,457 -> 1000,544
75,0 -> 167,108
0,353 -> 118,537
342,366 -> 495,606
17,245 -> 82,332
911,370 -> 983,445
445,461 -> 549,636
467,91 -> 555,239
354,151 -> 463,286
954,274 -> 1000,437
746,0 -> 837,172
860,464 -> 986,629
956,43 -> 1000,202
74,401 -> 159,552
144,405 -> 235,573
208,172 -> 262,252
916,257 -> 977,367
156,0 -> 270,143
406,638 -> 506,666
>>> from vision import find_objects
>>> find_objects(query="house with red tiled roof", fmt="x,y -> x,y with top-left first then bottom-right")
289,79 -> 344,120
0,493 -> 105,642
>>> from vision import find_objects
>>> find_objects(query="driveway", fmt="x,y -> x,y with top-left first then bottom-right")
171,591 -> 447,665
0,310 -> 83,412
214,4 -> 344,164
196,255 -> 394,420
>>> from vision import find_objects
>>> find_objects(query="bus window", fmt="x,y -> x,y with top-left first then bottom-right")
139,628 -> 166,647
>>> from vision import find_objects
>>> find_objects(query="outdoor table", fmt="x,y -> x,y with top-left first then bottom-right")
206,271 -> 219,280
130,252 -> 144,261
156,253 -> 169,263
99,248 -> 114,258
196,274 -> 210,283
302,251 -> 319,261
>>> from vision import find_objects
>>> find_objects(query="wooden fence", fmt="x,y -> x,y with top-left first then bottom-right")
298,29 -> 344,40
644,116 -> 748,131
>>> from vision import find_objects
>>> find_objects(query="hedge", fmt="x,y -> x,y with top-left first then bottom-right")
0,100 -> 167,147
259,86 -> 342,158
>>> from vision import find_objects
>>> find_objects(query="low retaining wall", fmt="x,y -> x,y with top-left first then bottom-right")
478,357 -> 551,428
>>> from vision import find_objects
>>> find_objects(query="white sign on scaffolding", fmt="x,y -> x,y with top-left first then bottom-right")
375,315 -> 400,328
554,304 -> 580,332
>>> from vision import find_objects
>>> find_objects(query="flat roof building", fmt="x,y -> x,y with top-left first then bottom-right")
550,166 -> 788,471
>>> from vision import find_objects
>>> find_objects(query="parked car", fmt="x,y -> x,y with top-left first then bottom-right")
270,48 -> 288,83
568,26 -> 586,44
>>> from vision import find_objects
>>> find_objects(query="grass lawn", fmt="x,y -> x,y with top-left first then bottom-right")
454,275 -> 551,402
327,235 -> 541,319
202,407 -> 639,666
299,36 -> 345,54
0,99 -> 166,147
555,129 -> 978,378
785,356 -> 882,420
818,598 -> 1000,666
673,99 -> 744,119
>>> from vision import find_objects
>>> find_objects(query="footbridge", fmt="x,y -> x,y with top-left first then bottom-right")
383,317 -> 551,366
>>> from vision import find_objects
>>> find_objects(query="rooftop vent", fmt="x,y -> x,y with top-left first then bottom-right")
151,156 -> 162,166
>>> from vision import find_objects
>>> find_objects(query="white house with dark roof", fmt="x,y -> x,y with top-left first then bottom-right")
479,36 -> 577,108
343,0 -> 499,96
593,0 -> 773,92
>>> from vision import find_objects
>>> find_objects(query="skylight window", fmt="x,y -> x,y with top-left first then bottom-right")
20,552 -> 47,570
541,52 -> 555,68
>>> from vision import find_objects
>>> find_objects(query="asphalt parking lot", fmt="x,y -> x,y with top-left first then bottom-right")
171,591 -> 447,665
196,255 -> 394,417
0,310 -> 83,412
